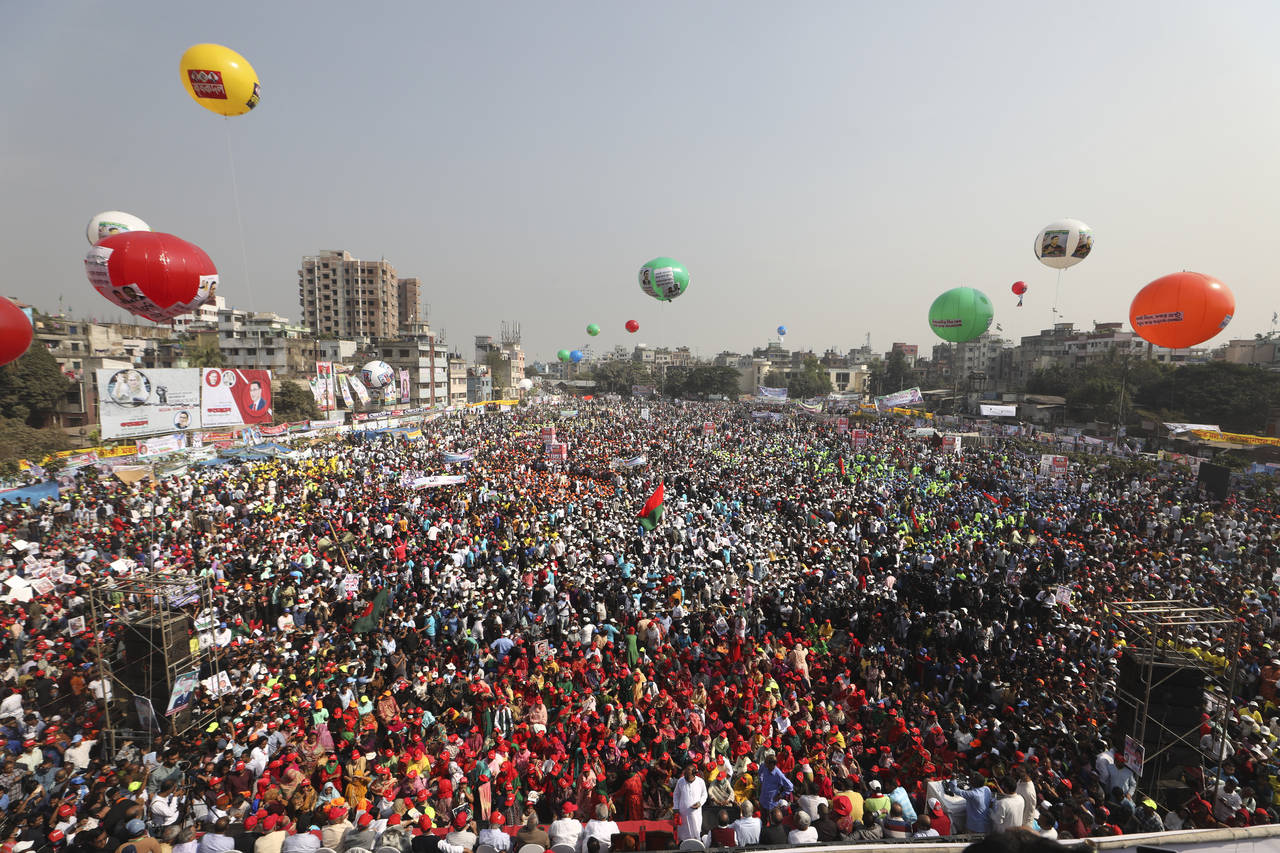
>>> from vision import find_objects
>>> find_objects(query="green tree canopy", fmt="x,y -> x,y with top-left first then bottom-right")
273,380 -> 319,424
788,355 -> 832,400
186,338 -> 225,368
661,366 -> 741,399
0,343 -> 73,426
0,416 -> 71,472
589,360 -> 654,395
1136,362 -> 1280,434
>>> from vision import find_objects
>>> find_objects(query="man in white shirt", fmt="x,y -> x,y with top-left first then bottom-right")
477,814 -> 511,852
673,764 -> 708,842
1214,781 -> 1243,823
991,781 -> 1025,833
0,687 -> 23,719
787,811 -> 818,845
149,779 -> 182,831
549,803 -> 583,850
64,735 -> 96,771
730,801 -> 761,846
578,805 -> 619,853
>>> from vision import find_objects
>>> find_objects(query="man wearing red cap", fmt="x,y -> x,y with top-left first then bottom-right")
321,808 -> 352,850
340,813 -> 379,852
548,803 -> 581,851
476,813 -> 510,852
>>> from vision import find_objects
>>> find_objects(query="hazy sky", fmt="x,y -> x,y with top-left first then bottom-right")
4,2 -> 1279,363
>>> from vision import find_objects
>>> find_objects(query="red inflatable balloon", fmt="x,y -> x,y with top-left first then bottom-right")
85,232 -> 218,323
1130,271 -> 1234,349
0,296 -> 33,367
625,320 -> 639,333
1011,281 -> 1027,296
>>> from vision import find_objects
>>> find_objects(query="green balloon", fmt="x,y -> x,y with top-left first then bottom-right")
928,287 -> 994,343
586,324 -> 600,336
639,257 -> 690,302
557,349 -> 571,362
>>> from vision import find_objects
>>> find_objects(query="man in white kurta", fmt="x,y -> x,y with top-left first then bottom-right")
673,765 -> 708,842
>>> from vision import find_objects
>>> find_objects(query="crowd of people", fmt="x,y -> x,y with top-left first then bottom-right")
1,399 -> 1279,853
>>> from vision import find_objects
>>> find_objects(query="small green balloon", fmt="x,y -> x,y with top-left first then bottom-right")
586,324 -> 600,336
928,286 -> 994,343
638,257 -> 690,302
557,349 -> 571,362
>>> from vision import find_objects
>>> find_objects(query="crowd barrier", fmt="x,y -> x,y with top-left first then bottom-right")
419,821 -> 1280,852
758,822 -> 1280,853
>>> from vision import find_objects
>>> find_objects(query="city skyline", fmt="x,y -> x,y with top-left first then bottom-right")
5,3 -> 1280,361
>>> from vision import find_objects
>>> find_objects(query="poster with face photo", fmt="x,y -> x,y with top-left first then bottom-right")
1072,229 -> 1094,259
1039,229 -> 1069,258
201,369 -> 273,426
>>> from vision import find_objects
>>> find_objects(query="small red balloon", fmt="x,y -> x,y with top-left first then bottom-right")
0,296 -> 33,367
625,320 -> 639,333
84,231 -> 218,323
1011,281 -> 1027,296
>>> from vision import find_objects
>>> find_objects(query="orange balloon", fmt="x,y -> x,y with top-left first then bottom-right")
1129,271 -> 1234,349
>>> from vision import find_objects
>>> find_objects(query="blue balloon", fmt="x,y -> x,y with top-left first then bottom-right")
777,325 -> 787,336
570,349 -> 584,363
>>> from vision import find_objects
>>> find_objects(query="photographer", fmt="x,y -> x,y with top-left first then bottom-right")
148,779 -> 181,835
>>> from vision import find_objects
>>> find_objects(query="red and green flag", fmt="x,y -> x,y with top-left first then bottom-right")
638,482 -> 664,531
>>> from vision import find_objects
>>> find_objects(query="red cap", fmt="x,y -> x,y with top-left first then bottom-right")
49,831 -> 65,844
453,813 -> 469,829
358,813 -> 373,827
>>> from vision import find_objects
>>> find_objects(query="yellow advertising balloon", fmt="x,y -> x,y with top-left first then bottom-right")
179,44 -> 260,117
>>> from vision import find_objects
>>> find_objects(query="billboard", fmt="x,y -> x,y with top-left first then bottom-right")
315,362 -> 336,411
979,404 -> 1017,418
874,387 -> 924,411
201,369 -> 272,427
96,368 -> 203,439
136,433 -> 188,458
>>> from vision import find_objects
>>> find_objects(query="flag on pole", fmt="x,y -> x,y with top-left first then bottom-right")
638,483 -> 664,531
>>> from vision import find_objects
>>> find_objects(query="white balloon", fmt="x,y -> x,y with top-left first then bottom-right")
1033,218 -> 1093,270
360,360 -> 395,389
86,211 -> 151,245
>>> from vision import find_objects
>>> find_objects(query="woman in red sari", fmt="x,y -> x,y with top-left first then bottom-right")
617,767 -> 646,821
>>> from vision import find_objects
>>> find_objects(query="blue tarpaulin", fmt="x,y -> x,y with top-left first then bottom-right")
0,481 -> 60,504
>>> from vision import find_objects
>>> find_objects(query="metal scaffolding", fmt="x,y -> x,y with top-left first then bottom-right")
87,571 -> 226,751
1109,599 -> 1242,803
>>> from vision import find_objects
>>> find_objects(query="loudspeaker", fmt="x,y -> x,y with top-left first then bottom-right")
1198,462 -> 1231,501
1116,655 -> 1205,782
1118,657 -> 1205,708
116,612 -> 192,708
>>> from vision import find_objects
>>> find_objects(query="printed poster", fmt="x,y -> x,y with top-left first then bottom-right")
315,362 -> 336,411
337,374 -> 355,409
347,374 -> 371,405
166,670 -> 201,716
96,368 -> 203,439
201,369 -> 273,427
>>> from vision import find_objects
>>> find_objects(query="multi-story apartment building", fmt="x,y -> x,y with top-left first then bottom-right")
376,333 -> 451,408
217,308 -> 313,377
447,353 -> 469,407
298,250 -> 400,340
